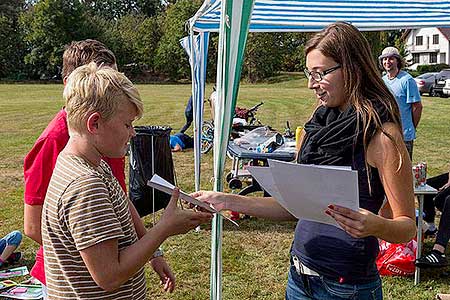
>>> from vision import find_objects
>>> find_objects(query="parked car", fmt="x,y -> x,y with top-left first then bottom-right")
430,69 -> 450,97
414,72 -> 438,95
443,79 -> 450,96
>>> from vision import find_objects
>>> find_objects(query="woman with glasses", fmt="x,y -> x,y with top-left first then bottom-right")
193,22 -> 415,300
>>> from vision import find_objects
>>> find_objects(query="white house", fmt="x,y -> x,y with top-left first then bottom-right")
403,27 -> 450,70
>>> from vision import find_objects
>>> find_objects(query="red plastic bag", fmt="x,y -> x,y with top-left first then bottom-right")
376,239 -> 417,277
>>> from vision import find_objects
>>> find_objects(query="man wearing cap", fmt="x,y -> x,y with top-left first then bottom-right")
380,46 -> 422,159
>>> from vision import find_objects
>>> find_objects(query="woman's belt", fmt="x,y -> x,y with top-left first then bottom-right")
292,255 -> 319,276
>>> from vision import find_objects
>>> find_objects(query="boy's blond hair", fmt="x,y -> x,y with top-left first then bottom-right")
63,62 -> 143,132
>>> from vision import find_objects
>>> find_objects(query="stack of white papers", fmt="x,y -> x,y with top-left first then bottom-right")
248,160 -> 359,227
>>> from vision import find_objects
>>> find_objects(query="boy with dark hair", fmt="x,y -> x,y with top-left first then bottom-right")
62,39 -> 117,81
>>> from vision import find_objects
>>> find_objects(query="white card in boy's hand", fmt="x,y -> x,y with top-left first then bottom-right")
147,174 -> 239,226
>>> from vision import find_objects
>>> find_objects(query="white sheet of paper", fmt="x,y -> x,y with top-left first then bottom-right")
308,164 -> 352,171
268,159 -> 359,227
245,166 -> 290,211
148,174 -> 239,226
248,160 -> 359,227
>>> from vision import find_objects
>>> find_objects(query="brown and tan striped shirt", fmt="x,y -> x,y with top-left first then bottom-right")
42,154 -> 146,299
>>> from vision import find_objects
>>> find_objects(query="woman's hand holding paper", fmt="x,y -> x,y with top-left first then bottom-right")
158,189 -> 213,237
325,204 -> 383,238
190,191 -> 229,212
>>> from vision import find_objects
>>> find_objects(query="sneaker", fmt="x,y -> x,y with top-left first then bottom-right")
6,252 -> 22,265
425,228 -> 438,238
416,250 -> 448,268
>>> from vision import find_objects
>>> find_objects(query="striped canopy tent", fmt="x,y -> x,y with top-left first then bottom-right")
184,1 -> 450,299
193,0 -> 450,32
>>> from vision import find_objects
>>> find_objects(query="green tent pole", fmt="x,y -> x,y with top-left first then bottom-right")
210,0 -> 255,299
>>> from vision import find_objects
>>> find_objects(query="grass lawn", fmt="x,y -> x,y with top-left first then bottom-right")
0,76 -> 450,299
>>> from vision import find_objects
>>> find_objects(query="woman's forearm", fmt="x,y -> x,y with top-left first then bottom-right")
376,216 -> 416,243
226,194 -> 296,221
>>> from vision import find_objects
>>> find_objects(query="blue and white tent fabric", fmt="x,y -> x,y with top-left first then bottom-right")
180,33 -> 209,191
193,0 -> 450,32
183,1 -> 450,299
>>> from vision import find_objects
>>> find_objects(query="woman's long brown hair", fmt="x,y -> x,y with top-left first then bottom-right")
303,22 -> 404,186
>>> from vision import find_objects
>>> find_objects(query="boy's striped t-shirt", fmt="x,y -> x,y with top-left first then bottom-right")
42,153 -> 146,300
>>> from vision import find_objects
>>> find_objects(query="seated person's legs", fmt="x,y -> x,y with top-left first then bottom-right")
0,231 -> 22,267
424,173 -> 449,235
434,194 -> 450,253
416,194 -> 450,268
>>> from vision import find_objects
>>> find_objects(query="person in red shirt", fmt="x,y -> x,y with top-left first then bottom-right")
23,39 -> 176,295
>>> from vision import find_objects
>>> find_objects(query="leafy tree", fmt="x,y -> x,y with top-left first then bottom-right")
133,15 -> 162,73
205,33 -> 218,82
0,0 -> 26,79
136,0 -> 162,17
0,16 -> 21,78
95,13 -> 162,76
82,0 -> 162,19
279,32 -> 310,72
20,0 -> 91,79
0,0 -> 26,18
155,0 -> 201,80
242,33 -> 285,82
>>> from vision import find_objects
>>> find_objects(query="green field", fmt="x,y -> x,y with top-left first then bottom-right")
1,77 -> 449,299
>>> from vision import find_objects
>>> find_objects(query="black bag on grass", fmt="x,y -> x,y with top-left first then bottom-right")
129,126 -> 174,217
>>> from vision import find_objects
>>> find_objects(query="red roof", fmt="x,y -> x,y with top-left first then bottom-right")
438,28 -> 450,41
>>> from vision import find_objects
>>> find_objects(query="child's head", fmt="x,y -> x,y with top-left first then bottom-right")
62,39 -> 117,81
63,62 -> 143,157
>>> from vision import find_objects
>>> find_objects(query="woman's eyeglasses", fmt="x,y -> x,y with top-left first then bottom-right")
303,65 -> 341,82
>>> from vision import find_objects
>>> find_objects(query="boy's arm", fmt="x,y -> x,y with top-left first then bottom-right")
23,204 -> 43,244
79,190 -> 211,292
128,199 -> 176,292
80,226 -> 168,292
24,134 -> 67,244
128,200 -> 146,238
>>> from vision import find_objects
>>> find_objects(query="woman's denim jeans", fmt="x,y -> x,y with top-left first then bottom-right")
285,265 -> 383,300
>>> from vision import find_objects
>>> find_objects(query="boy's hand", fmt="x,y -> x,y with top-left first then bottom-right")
158,189 -> 213,237
150,256 -> 175,293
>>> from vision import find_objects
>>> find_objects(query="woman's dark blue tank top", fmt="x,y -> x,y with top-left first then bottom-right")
292,146 -> 385,283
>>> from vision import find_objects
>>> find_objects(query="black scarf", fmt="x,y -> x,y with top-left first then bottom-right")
298,104 -> 388,166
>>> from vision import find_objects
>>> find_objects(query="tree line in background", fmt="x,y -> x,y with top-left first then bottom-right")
1,0 -> 404,83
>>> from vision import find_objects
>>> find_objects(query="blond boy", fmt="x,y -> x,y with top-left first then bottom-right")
42,63 -> 212,299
